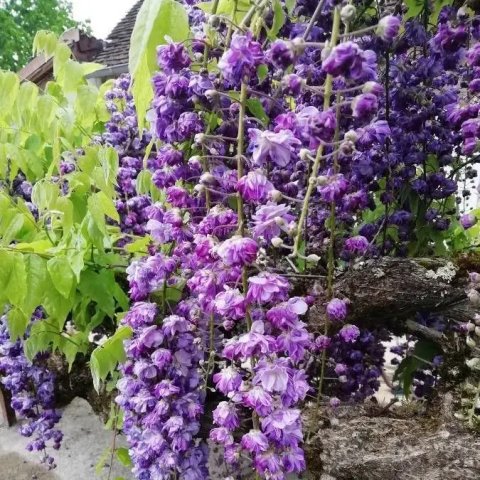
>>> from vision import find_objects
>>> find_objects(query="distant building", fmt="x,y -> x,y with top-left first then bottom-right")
87,0 -> 143,85
18,1 -> 143,87
18,29 -> 104,88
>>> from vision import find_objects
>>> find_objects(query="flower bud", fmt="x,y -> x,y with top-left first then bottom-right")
340,4 -> 356,23
208,14 -> 221,28
306,254 -> 321,263
475,326 -> 480,337
200,172 -> 215,184
470,272 -> 480,285
344,130 -> 358,143
340,140 -> 355,155
274,216 -> 286,226
468,289 -> 480,306
205,89 -> 219,101
362,81 -> 384,96
466,358 -> 480,370
466,321 -> 476,332
299,148 -> 312,161
271,237 -> 283,247
457,7 -> 468,20
269,189 -> 283,202
466,336 -> 476,348
194,133 -> 206,144
377,15 -> 401,41
317,175 -> 329,186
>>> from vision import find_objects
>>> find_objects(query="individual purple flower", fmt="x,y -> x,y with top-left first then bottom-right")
214,288 -> 246,321
254,450 -> 283,476
467,43 -> 480,66
339,324 -> 360,343
283,446 -> 306,473
254,358 -> 289,393
177,112 -> 204,141
237,171 -> 274,203
362,81 -> 384,96
216,235 -> 258,266
246,272 -> 290,304
326,298 -> 348,321
213,366 -> 243,395
318,174 -> 349,202
209,427 -> 234,446
322,41 -> 377,81
460,213 -> 477,229
218,32 -> 264,84
223,321 -> 276,360
249,128 -> 301,167
329,397 -> 341,408
138,326 -> 164,349
241,430 -> 269,454
252,203 -> 295,241
157,41 -> 191,72
377,16 -> 401,41
268,39 -> 295,69
276,324 -> 311,362
166,186 -> 191,208
243,386 -> 274,416
352,93 -> 378,120
122,302 -> 158,328
282,74 -> 303,95
344,235 -> 369,255
315,335 -> 331,351
212,402 -> 240,430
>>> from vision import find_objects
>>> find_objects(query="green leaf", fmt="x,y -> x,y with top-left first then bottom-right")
78,269 -> 117,317
7,308 -> 29,340
90,326 -> 132,392
197,0 -> 251,21
430,0 -> 453,24
404,0 -> 424,19
31,180 -> 60,212
129,0 -> 190,130
47,257 -> 75,299
268,0 -> 286,40
129,0 -> 190,75
295,240 -> 306,273
0,251 -> 27,307
95,191 -> 120,222
246,98 -> 269,126
257,64 -> 269,83
393,339 -> 442,398
1,214 -> 25,245
131,54 -> 154,133
116,448 -> 132,467
285,0 -> 296,15
125,236 -> 150,254
23,254 -> 49,314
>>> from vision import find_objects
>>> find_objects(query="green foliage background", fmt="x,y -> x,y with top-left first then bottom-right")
0,0 -> 84,71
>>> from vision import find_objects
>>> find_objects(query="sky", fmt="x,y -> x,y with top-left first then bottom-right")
71,0 -> 137,39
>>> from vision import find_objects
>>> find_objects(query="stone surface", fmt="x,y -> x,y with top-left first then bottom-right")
0,397 -> 131,480
305,394 -> 480,480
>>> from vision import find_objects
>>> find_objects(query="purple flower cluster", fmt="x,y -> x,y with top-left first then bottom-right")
211,288 -> 311,478
116,303 -> 207,479
110,2 -> 480,479
0,312 -> 63,468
